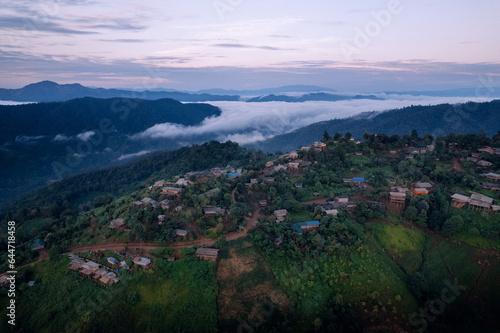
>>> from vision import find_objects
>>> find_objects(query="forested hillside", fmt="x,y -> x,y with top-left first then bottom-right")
2,140 -> 255,218
0,97 -> 221,205
0,97 -> 220,143
251,100 -> 500,152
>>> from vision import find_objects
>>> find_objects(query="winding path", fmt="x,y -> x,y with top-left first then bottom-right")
1,201 -> 264,276
68,203 -> 262,252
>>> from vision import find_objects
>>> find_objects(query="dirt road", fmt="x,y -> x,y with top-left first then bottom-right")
1,201 -> 265,276
450,157 -> 465,172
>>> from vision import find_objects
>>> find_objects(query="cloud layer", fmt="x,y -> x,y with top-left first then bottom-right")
131,96 -> 496,145
117,150 -> 151,161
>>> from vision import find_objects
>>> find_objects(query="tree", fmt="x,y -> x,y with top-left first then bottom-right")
322,130 -> 331,142
345,132 -> 352,141
416,209 -> 427,227
404,206 -> 418,221
442,215 -> 464,237
311,233 -> 325,250
428,211 -> 444,230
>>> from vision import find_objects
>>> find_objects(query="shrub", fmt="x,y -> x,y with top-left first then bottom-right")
442,216 -> 464,237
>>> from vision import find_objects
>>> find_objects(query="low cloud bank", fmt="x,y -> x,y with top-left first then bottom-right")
117,150 -> 151,161
131,96 -> 495,144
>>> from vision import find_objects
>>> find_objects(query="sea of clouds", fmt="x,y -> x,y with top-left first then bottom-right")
131,95 -> 495,145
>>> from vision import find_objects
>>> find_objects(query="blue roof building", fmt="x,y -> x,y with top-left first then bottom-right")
227,172 -> 242,179
107,257 -> 119,265
353,177 -> 366,182
292,220 -> 320,235
31,238 -> 45,251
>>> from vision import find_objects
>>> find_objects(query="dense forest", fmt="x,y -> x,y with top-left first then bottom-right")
0,97 -> 221,143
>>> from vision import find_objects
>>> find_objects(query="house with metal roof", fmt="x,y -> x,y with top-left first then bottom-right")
107,257 -> 119,265
324,209 -> 338,216
292,221 -> 320,235
109,218 -> 125,229
390,192 -> 406,203
483,173 -> 500,181
482,182 -> 500,191
196,248 -> 219,261
451,193 -> 470,208
227,172 -> 242,179
203,206 -> 227,215
414,188 -> 428,195
477,160 -> 493,168
154,180 -> 165,187
133,257 -> 151,267
162,187 -> 184,196
469,193 -> 494,210
335,195 -> 349,204
176,229 -> 188,237
416,182 -> 433,189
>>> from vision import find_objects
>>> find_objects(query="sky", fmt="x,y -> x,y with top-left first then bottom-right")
1,0 -> 500,91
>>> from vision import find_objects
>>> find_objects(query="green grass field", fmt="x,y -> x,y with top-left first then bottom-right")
0,254 -> 218,333
372,223 -> 427,275
262,242 -> 418,331
448,208 -> 500,250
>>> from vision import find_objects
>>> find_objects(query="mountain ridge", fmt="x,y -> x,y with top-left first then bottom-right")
248,100 -> 500,152
0,81 -> 240,102
246,92 -> 383,103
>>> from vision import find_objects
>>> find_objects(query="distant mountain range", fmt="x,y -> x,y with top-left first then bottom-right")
3,81 -> 497,104
0,81 -> 240,103
246,92 -> 382,103
196,85 -> 336,96
384,87 -> 500,98
249,100 -> 500,152
0,81 -> 376,103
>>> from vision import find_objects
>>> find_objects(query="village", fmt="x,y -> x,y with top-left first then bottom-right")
36,136 -> 496,278
3,132 -> 500,333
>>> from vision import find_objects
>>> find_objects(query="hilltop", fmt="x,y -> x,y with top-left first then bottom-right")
1,131 -> 500,332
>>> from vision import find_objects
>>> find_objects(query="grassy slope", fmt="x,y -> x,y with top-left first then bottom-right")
262,243 -> 418,331
217,238 -> 291,331
0,255 -> 218,333
372,223 -> 427,275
